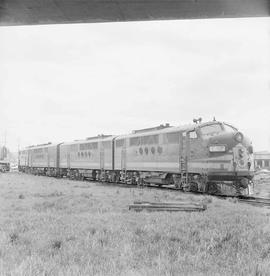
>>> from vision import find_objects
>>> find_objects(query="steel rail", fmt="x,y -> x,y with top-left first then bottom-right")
21,172 -> 270,208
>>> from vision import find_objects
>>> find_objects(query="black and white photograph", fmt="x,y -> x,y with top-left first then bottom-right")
0,1 -> 270,275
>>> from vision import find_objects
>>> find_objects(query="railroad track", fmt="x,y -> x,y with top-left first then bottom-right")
94,179 -> 270,208
236,195 -> 270,207
22,173 -> 270,208
164,185 -> 270,207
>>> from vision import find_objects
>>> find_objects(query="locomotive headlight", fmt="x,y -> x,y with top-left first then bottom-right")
238,148 -> 244,158
209,145 -> 226,152
234,132 -> 244,143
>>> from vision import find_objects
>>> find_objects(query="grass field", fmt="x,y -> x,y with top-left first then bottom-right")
254,173 -> 270,198
0,172 -> 270,276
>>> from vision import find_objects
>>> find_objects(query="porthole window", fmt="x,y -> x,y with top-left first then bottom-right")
144,147 -> 149,155
151,147 -> 155,154
157,146 -> 163,154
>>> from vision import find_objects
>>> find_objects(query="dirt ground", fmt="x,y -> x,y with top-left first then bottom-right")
0,172 -> 270,275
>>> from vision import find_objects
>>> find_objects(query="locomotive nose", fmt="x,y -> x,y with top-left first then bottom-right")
208,132 -> 239,151
208,131 -> 252,153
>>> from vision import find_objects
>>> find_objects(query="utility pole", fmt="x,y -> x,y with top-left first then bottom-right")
17,137 -> 20,152
4,131 -> 7,147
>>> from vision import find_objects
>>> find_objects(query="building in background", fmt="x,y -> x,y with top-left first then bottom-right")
254,151 -> 270,170
0,146 -> 10,172
0,146 -> 8,160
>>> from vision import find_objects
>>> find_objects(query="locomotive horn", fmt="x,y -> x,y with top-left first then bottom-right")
193,118 -> 202,124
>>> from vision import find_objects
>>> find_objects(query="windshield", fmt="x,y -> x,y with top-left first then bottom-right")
223,123 -> 238,133
200,124 -> 223,138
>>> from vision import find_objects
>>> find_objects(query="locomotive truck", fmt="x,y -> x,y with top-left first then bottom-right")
18,120 -> 254,195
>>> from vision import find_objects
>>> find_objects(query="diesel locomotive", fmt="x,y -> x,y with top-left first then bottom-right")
18,120 -> 255,195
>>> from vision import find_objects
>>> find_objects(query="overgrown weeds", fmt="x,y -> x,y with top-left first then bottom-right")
1,173 -> 270,275
51,240 -> 62,250
9,232 -> 19,244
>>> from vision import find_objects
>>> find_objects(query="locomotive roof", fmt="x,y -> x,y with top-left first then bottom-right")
61,135 -> 118,146
24,142 -> 60,150
21,120 -> 237,150
114,120 -> 232,139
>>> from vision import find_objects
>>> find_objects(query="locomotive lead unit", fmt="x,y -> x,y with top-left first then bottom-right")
18,120 -> 254,196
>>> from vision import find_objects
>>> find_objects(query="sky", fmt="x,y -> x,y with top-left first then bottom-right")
0,17 -> 270,152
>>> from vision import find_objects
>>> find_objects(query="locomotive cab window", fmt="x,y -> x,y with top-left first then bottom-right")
223,123 -> 238,133
200,124 -> 222,138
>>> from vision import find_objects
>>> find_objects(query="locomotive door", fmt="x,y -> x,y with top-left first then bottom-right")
100,147 -> 105,171
183,130 -> 201,175
29,150 -> 33,167
188,130 -> 201,160
67,152 -> 70,169
47,149 -> 50,168
180,132 -> 190,176
27,151 -> 30,167
121,141 -> 126,171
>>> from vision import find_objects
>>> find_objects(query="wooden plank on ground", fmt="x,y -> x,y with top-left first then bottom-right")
129,201 -> 207,212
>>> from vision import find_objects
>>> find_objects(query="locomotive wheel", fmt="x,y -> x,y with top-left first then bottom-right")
190,182 -> 199,192
240,178 -> 249,189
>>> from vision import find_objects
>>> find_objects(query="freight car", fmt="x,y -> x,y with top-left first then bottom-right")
18,120 -> 254,195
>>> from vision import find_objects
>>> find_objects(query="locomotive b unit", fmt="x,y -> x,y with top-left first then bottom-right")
18,120 -> 254,196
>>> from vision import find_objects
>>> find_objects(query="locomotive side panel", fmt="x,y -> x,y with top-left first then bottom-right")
114,130 -> 185,173
47,145 -> 58,168
60,138 -> 115,171
114,138 -> 126,170
71,141 -> 100,170
18,150 -> 29,172
185,131 -> 212,174
101,140 -> 114,170
18,150 -> 27,167
28,149 -> 32,167
125,132 -> 181,172
28,145 -> 58,169
159,132 -> 181,172
126,134 -> 158,171
31,147 -> 47,168
59,144 -> 69,169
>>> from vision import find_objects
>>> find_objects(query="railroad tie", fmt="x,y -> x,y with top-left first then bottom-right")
129,201 -> 207,212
